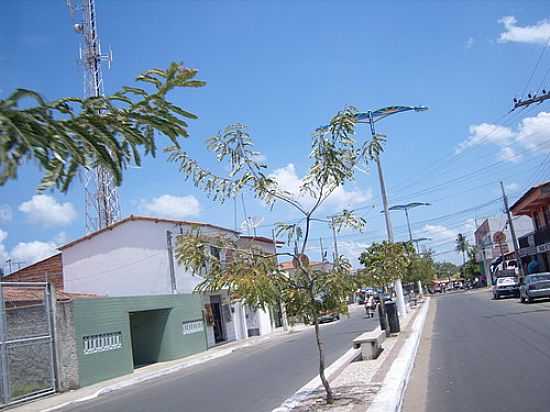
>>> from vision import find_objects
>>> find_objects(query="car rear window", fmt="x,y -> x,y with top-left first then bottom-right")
529,274 -> 550,282
497,277 -> 516,284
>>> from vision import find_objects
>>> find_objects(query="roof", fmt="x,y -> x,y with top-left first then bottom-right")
3,287 -> 97,304
2,253 -> 61,278
59,215 -> 240,251
510,181 -> 550,215
240,235 -> 285,245
278,260 -> 323,270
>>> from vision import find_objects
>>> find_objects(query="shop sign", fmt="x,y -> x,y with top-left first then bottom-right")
536,243 -> 550,253
519,246 -> 537,257
182,320 -> 204,335
83,332 -> 122,355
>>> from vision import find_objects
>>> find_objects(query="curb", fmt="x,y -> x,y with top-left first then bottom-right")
273,346 -> 361,411
367,298 -> 431,412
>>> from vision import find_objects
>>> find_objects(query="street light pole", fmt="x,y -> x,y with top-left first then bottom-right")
320,105 -> 428,318
405,208 -> 413,242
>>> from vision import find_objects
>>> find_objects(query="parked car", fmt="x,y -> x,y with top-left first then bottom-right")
493,276 -> 519,299
519,273 -> 550,303
318,310 -> 340,323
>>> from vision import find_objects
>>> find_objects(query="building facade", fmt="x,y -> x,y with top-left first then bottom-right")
511,182 -> 550,273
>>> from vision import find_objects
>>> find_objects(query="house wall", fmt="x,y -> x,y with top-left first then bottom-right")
71,294 -> 206,387
63,220 -> 237,297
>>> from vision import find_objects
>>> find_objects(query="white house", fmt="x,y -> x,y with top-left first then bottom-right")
59,215 -> 275,347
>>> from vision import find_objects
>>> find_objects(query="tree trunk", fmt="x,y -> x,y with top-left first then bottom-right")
313,313 -> 334,404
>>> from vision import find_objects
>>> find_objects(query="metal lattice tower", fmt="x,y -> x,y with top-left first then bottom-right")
67,0 -> 120,232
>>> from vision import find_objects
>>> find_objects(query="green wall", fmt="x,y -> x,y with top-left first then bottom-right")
72,294 -> 207,387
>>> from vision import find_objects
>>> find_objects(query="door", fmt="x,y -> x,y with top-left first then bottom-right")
210,296 -> 225,343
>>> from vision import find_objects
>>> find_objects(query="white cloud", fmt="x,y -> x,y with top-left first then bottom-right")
0,205 -> 12,223
141,194 -> 201,219
465,37 -> 475,49
455,112 -> 550,161
456,123 -> 515,153
338,240 -> 370,266
498,16 -> 550,45
0,229 -> 8,265
10,241 -> 58,265
423,224 -> 458,242
504,182 -> 520,193
19,195 -> 77,227
269,163 -> 372,210
498,146 -> 522,162
516,112 -> 550,152
0,231 -> 67,270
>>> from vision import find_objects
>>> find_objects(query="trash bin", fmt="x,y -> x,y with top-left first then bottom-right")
384,300 -> 400,334
377,301 -> 386,330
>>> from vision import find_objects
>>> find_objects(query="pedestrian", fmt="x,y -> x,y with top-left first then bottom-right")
528,259 -> 540,274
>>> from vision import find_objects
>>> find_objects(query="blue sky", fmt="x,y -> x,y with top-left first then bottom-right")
1,1 -> 550,269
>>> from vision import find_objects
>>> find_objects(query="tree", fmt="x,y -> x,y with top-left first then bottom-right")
174,108 -> 382,404
434,261 -> 459,279
358,241 -> 411,333
358,241 -> 411,288
405,247 -> 436,286
1,62 -> 204,192
463,246 -> 479,280
456,233 -> 469,267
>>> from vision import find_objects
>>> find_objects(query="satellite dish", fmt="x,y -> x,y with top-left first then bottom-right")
240,216 -> 264,234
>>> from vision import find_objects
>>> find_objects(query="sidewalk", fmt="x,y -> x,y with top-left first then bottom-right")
10,323 -> 310,412
274,298 -> 430,411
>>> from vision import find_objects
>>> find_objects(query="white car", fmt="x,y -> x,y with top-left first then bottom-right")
493,276 -> 519,299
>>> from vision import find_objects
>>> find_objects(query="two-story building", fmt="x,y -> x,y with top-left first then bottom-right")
511,181 -> 550,273
474,214 -> 533,283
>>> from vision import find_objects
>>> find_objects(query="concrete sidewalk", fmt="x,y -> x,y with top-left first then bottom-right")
10,323 -> 310,412
272,299 -> 430,411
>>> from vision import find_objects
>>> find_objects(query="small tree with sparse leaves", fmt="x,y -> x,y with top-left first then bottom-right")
1,63 -> 204,192
174,108 -> 383,404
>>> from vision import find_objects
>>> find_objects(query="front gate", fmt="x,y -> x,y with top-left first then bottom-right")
0,282 -> 56,406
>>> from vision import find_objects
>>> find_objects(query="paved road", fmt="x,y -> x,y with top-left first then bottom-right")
61,306 -> 376,412
404,289 -> 550,412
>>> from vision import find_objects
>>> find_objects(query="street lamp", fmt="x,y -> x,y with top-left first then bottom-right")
388,202 -> 431,244
355,106 -> 428,316
411,237 -> 431,253
319,105 -> 428,317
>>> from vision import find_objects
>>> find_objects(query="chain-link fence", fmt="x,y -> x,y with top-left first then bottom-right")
0,282 -> 56,406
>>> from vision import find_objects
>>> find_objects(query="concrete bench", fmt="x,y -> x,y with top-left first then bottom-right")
352,328 -> 386,360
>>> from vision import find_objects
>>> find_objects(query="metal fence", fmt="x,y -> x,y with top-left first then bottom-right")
0,282 -> 56,406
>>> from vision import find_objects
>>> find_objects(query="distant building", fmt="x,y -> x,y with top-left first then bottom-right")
474,214 -> 533,283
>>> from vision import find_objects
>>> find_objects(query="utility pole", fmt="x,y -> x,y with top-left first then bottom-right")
512,89 -> 550,111
319,237 -> 326,263
166,231 -> 177,294
330,217 -> 340,264
272,229 -> 288,332
500,181 -> 525,278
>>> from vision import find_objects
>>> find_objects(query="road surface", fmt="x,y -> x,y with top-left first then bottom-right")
60,306 -> 376,412
404,289 -> 550,412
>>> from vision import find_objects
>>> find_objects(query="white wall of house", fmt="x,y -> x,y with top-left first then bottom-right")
63,219 -> 238,297
236,237 -> 277,336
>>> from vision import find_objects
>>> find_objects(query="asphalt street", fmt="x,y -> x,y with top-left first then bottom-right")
403,289 -> 550,412
59,306 -> 377,412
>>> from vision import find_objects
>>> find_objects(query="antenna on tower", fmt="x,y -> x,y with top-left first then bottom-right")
66,0 -> 120,232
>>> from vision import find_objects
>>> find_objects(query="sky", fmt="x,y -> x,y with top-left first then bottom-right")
1,1 -> 550,271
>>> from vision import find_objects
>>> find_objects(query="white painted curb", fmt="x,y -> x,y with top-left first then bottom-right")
273,346 -> 361,412
368,298 -> 431,412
